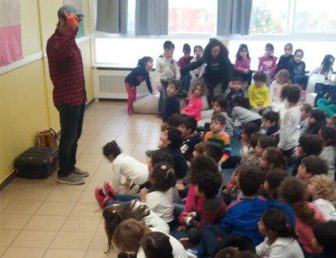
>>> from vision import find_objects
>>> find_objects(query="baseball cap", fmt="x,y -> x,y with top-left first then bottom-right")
57,5 -> 83,19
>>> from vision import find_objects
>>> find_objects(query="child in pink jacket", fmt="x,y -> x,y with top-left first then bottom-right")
181,80 -> 207,121
258,43 -> 278,86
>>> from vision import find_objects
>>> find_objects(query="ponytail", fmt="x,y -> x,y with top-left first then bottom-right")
103,201 -> 150,253
262,209 -> 297,239
137,56 -> 153,68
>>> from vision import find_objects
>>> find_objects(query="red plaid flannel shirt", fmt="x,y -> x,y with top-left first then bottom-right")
46,30 -> 86,106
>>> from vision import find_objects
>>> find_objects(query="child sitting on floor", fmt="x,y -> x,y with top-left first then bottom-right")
178,155 -> 219,228
262,110 -> 280,142
306,109 -> 327,135
254,135 -> 277,159
224,77 -> 246,114
201,166 -> 267,257
319,126 -> 336,179
288,49 -> 308,90
139,162 -> 178,227
204,114 -> 231,165
269,69 -> 290,111
102,140 -> 148,194
256,209 -> 304,258
262,169 -> 295,227
112,219 -> 188,258
308,175 -> 336,221
180,171 -> 226,246
199,96 -> 234,136
300,103 -> 312,135
279,177 -> 325,255
292,134 -> 323,176
276,43 -> 294,72
163,80 -> 181,122
181,80 -> 207,121
178,115 -> 202,161
296,155 -> 328,182
159,127 -> 188,180
248,71 -> 270,113
258,43 -> 277,86
239,122 -> 261,158
259,147 -> 287,170
312,221 -> 336,258
231,96 -> 262,128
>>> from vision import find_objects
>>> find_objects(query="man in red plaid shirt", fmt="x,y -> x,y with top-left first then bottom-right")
46,5 -> 89,185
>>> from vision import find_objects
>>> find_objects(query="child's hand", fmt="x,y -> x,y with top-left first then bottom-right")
139,188 -> 148,202
176,225 -> 186,232
156,84 -> 162,91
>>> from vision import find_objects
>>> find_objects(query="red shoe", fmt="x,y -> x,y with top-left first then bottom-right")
103,182 -> 118,197
95,187 -> 111,208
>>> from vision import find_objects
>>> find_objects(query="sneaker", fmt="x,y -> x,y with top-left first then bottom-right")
186,248 -> 198,257
94,187 -> 111,208
128,184 -> 140,195
57,174 -> 85,185
72,167 -> 90,177
179,238 -> 193,249
103,181 -> 118,197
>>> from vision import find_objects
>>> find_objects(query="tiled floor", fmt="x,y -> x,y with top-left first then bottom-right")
0,101 -> 162,258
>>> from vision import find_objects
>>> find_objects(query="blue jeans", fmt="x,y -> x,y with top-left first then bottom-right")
56,103 -> 85,177
105,194 -> 138,206
292,75 -> 308,90
158,80 -> 169,117
201,225 -> 226,256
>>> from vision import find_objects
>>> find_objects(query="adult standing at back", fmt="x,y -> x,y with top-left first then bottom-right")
181,38 -> 233,106
46,5 -> 89,185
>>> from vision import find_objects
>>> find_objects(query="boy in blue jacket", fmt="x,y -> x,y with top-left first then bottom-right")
200,166 -> 267,256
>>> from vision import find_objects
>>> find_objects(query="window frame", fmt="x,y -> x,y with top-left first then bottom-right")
249,0 -> 336,36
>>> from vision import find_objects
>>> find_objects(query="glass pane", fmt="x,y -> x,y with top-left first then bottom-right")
250,0 -> 289,34
294,0 -> 336,33
168,0 -> 217,34
127,0 -> 136,35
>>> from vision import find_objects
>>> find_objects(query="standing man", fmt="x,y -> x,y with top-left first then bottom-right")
46,5 -> 89,185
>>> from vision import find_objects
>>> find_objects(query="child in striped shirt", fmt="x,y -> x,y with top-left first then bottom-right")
204,114 -> 231,164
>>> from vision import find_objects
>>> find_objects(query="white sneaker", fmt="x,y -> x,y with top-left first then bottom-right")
57,174 -> 85,185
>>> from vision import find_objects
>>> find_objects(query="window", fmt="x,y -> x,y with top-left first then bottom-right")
250,0 -> 290,34
294,0 -> 336,33
127,0 -> 136,36
250,0 -> 336,35
168,0 -> 217,34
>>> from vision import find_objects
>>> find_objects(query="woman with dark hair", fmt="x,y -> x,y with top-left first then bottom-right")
307,54 -> 335,92
181,38 -> 233,106
311,55 -> 335,82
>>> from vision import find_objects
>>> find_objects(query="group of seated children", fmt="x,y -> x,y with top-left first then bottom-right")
124,39 -> 335,118
93,38 -> 336,258
94,79 -> 336,257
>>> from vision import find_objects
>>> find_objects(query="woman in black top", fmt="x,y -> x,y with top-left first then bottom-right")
181,39 -> 233,106
125,56 -> 153,115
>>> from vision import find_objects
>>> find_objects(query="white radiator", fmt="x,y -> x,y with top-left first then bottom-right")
94,68 -> 154,99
